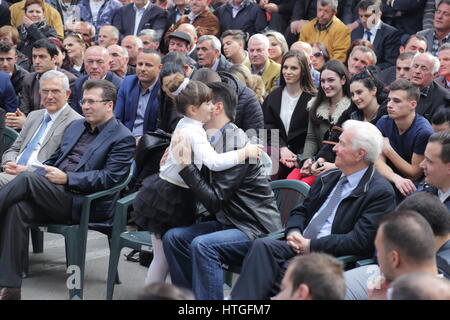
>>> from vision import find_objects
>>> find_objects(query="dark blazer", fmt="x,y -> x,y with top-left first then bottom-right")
0,3 -> 10,27
115,75 -> 160,133
71,71 -> 123,114
112,3 -> 167,37
381,0 -> 426,35
263,87 -> 314,154
417,28 -> 450,54
286,166 -> 396,257
437,240 -> 450,279
0,71 -> 19,113
44,118 -> 135,223
378,65 -> 396,87
417,80 -> 450,122
351,21 -> 401,69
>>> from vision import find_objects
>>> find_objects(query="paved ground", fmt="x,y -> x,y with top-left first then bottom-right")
22,230 -> 149,300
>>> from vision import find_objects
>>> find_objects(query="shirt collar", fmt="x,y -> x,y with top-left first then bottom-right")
366,19 -> 381,34
314,16 -> 334,31
182,116 -> 204,127
134,1 -> 150,12
438,187 -> 450,203
208,122 -> 232,144
47,104 -> 68,122
84,117 -> 114,133
342,167 -> 369,189
140,79 -> 157,95
421,84 -> 431,97
211,57 -> 220,71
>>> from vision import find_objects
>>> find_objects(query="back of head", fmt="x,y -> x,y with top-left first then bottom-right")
191,67 -> 221,83
161,51 -> 188,67
431,107 -> 450,129
379,210 -> 436,266
207,82 -> 237,121
138,283 -> 195,300
391,272 -> 450,300
288,253 -> 346,300
397,192 -> 450,237
167,76 -> 212,115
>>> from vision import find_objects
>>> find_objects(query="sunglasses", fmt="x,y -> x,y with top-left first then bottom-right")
312,51 -> 323,58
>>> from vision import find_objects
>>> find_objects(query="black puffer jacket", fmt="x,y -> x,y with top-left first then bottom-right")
219,72 -> 264,138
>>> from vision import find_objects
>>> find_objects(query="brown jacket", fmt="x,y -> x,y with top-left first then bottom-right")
164,8 -> 220,45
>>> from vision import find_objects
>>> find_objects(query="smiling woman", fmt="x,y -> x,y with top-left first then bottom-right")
16,0 -> 57,60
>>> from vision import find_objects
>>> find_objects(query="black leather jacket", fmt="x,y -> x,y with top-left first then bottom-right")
179,123 -> 282,240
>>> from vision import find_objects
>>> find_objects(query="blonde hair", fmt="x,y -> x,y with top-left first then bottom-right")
250,74 -> 266,104
228,64 -> 266,103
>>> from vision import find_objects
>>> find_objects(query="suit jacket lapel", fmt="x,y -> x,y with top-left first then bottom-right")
22,111 -> 45,151
373,23 -> 384,50
40,106 -> 69,149
75,119 -> 117,170
353,25 -> 364,41
130,81 -> 141,127
138,5 -> 152,32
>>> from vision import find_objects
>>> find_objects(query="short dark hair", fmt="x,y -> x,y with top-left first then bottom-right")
431,107 -> 450,126
159,62 -> 185,81
389,79 -> 420,102
356,0 -> 381,11
220,29 -> 247,47
397,51 -> 415,61
191,67 -> 221,83
0,40 -> 14,54
397,192 -> 450,236
207,82 -> 237,122
428,130 -> 450,163
32,39 -> 59,58
82,79 -> 117,108
391,272 -> 450,300
403,34 -> 428,50
161,51 -> 188,66
287,253 -> 346,300
379,210 -> 436,265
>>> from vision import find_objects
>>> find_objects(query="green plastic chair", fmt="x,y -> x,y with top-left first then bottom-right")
29,164 -> 134,300
3,126 -> 18,151
106,191 -> 150,300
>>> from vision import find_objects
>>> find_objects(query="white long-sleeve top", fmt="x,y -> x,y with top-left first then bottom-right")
159,117 -> 241,188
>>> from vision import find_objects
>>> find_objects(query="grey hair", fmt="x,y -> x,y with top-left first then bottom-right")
138,29 -> 160,43
439,42 -> 450,53
342,119 -> 383,163
248,33 -> 270,49
77,21 -> 96,38
264,30 -> 289,56
40,70 -> 70,91
350,45 -> 378,65
197,35 -> 221,51
413,52 -> 440,74
101,25 -> 119,40
319,0 -> 339,11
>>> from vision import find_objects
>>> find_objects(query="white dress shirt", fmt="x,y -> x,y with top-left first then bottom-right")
133,1 -> 150,36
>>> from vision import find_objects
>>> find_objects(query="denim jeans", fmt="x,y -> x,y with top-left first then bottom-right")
162,220 -> 252,300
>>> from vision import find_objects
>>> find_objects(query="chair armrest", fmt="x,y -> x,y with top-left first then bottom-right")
356,258 -> 376,268
336,255 -> 370,266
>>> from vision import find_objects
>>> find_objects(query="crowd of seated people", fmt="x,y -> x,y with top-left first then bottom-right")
0,0 -> 449,301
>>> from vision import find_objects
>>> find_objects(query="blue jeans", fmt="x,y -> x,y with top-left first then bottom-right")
162,220 -> 252,300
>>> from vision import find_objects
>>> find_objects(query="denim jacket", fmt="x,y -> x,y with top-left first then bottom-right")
79,0 -> 122,31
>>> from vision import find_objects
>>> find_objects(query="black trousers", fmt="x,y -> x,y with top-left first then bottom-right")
230,237 -> 297,300
0,171 -> 73,288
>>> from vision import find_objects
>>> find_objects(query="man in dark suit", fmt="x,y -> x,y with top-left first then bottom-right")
410,52 -> 450,121
381,0 -> 427,37
230,120 -> 396,300
112,0 -> 167,39
351,0 -> 401,69
71,46 -> 123,114
0,79 -> 135,300
115,49 -> 161,141
195,35 -> 232,72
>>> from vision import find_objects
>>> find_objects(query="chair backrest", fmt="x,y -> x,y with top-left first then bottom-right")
270,179 -> 310,227
3,126 -> 18,150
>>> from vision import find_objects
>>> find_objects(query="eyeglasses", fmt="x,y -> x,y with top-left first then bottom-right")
80,99 -> 110,106
312,51 -> 323,58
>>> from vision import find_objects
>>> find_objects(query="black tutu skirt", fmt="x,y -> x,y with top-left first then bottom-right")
133,173 -> 196,237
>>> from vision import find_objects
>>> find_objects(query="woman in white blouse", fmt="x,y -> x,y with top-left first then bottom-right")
263,50 -> 317,179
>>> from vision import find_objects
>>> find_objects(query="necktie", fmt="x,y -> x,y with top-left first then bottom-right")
302,176 -> 348,239
17,114 -> 52,166
366,30 -> 372,42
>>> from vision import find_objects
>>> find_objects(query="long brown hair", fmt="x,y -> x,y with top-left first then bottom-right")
280,50 -> 317,96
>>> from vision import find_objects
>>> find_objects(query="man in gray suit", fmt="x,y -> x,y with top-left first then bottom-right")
0,70 -> 83,187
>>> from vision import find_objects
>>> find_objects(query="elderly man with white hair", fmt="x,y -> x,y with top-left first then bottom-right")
195,35 -> 232,72
245,33 -> 281,93
230,120 -> 396,300
410,52 -> 450,121
108,44 -> 135,78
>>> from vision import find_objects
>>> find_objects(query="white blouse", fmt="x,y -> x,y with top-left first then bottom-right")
159,117 -> 241,188
280,88 -> 301,134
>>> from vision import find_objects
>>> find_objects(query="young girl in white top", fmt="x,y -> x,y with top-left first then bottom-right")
134,75 -> 262,285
